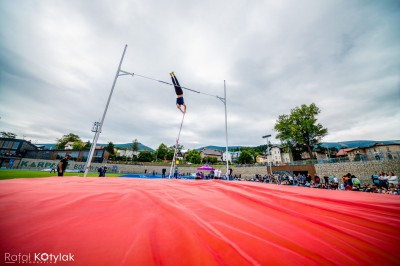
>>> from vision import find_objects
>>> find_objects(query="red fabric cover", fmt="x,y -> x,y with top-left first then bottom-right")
1,177 -> 399,265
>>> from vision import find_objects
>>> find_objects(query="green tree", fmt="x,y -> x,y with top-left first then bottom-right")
156,143 -> 169,161
0,131 -> 17,138
202,156 -> 218,164
105,142 -> 116,156
131,139 -> 139,154
237,150 -> 254,164
167,144 -> 184,161
274,103 -> 328,159
55,133 -> 82,149
72,140 -> 85,149
186,149 -> 201,164
138,150 -> 154,162
84,141 -> 91,149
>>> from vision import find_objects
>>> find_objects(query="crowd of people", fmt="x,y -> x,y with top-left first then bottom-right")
239,171 -> 399,195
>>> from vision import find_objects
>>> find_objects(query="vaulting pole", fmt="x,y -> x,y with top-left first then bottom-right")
223,81 -> 229,180
168,112 -> 186,178
84,45 -> 128,177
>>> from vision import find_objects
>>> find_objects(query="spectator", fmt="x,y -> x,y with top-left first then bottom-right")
161,168 -> 166,178
98,165 -> 107,177
387,171 -> 398,186
57,154 -> 72,177
351,175 -> 361,191
323,175 -> 329,185
210,170 -> 215,179
378,172 -> 389,189
371,171 -> 380,187
388,183 -> 397,194
288,175 -> 294,185
98,166 -> 103,177
306,174 -> 312,185
342,173 -> 352,187
50,165 -> 56,173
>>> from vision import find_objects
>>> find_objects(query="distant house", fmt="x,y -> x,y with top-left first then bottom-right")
64,142 -> 74,150
222,151 -> 241,162
336,148 -> 356,157
256,155 -> 268,164
336,143 -> 400,161
266,146 -> 293,165
116,149 -> 139,159
364,143 -> 400,160
255,145 -> 293,165
200,148 -> 223,161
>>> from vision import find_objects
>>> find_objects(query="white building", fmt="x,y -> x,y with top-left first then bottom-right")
64,142 -> 74,150
265,145 -> 293,165
116,149 -> 139,158
222,151 -> 241,162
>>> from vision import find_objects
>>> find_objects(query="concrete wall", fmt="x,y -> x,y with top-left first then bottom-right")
314,160 -> 400,184
11,158 -> 400,185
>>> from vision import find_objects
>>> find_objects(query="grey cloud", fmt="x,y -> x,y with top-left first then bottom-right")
1,0 -> 399,149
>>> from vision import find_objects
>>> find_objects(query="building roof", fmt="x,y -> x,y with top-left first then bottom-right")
336,148 -> 357,156
201,148 -> 223,156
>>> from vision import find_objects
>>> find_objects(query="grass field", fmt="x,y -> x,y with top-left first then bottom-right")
0,169 -> 123,180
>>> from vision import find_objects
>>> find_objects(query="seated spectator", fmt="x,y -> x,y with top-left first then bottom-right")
371,171 -> 380,187
315,175 -> 321,185
342,173 -> 353,187
351,175 -> 361,191
323,175 -> 329,185
288,175 -> 294,185
306,174 -> 312,184
361,184 -> 370,192
387,171 -> 398,186
388,183 -> 398,195
378,172 -> 389,189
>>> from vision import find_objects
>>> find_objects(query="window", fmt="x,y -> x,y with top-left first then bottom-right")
2,141 -> 9,148
56,152 -> 66,160
12,142 -> 20,150
68,152 -> 79,161
81,152 -> 89,162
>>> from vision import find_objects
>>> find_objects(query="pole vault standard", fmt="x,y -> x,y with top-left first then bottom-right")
84,45 -> 128,177
84,44 -> 230,178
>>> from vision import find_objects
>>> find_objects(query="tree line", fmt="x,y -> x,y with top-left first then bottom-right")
3,103 -> 329,164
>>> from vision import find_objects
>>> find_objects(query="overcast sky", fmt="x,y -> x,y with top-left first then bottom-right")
0,0 -> 399,150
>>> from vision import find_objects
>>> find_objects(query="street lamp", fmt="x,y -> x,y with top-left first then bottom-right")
262,134 -> 273,175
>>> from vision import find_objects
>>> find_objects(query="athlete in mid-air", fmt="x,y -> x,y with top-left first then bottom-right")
170,72 -> 186,113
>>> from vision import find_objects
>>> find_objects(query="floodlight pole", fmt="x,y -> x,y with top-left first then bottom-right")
262,134 -> 273,175
218,81 -> 229,180
84,44 -> 128,177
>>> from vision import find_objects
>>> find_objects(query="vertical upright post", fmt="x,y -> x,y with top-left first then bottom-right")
263,134 -> 272,175
84,44 -> 128,177
224,81 -> 229,180
268,137 -> 273,175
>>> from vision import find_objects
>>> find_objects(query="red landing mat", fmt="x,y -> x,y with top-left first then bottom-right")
1,177 -> 399,265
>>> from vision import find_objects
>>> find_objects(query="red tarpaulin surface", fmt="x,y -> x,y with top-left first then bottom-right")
1,177 -> 399,265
